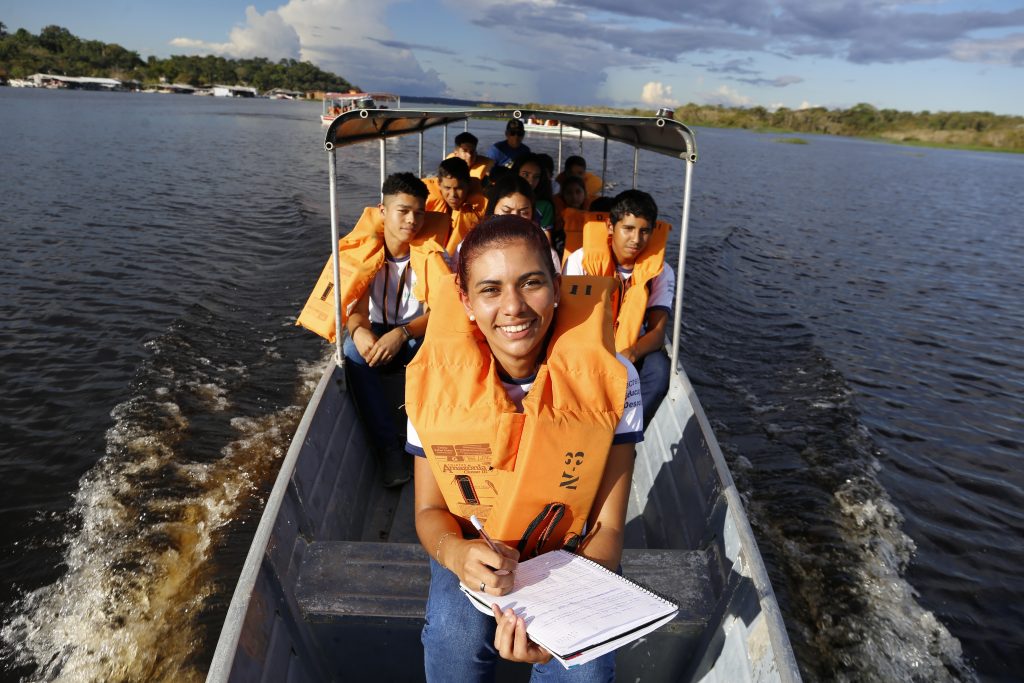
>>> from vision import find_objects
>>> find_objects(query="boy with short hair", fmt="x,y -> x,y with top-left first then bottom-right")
448,131 -> 494,180
563,189 -> 674,428
423,157 -> 487,255
341,172 -> 449,486
557,154 -> 604,202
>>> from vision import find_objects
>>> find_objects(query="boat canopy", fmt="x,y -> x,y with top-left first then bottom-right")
324,108 -> 698,162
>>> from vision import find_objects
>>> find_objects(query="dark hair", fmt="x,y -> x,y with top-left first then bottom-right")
381,172 -> 428,200
609,189 -> 658,225
485,174 -> 535,217
454,131 -> 478,148
564,155 -> 586,172
588,196 -> 614,213
535,153 -> 555,176
457,215 -> 556,293
512,154 -> 552,202
558,174 -> 587,199
487,165 -> 512,185
438,157 -> 471,184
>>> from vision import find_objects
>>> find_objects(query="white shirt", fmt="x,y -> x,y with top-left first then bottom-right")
406,353 -> 643,455
368,254 -> 422,326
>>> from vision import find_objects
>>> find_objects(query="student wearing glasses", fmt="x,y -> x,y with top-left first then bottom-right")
487,119 -> 532,169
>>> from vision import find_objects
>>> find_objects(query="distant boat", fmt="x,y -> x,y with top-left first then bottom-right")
206,107 -> 802,683
524,116 -> 602,139
321,91 -> 401,124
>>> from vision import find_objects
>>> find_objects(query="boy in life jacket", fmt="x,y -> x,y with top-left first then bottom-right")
555,155 -> 603,204
563,189 -> 675,428
447,131 -> 494,181
343,173 -> 446,487
423,158 -> 487,256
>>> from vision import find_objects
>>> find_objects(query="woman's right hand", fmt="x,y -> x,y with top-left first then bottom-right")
447,538 -> 518,596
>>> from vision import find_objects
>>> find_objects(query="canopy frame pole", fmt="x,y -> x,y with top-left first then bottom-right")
600,136 -> 608,197
379,138 -> 387,201
328,148 -> 345,368
443,124 -> 448,162
557,123 -> 564,173
669,159 -> 695,398
633,146 -> 640,189
578,128 -> 583,155
418,130 -> 424,177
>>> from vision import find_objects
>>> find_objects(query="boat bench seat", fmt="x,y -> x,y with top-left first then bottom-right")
295,541 -> 715,680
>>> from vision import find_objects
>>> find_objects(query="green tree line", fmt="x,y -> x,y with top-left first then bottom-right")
0,23 -> 355,92
527,101 -> 1024,153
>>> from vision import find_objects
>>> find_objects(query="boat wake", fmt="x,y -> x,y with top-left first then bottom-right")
1,305 -> 326,682
680,226 -> 977,682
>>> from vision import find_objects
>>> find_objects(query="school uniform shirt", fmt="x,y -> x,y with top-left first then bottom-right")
405,353 -> 643,455
563,248 -> 676,334
368,253 -> 422,327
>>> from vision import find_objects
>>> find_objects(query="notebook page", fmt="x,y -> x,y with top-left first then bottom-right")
465,550 -> 676,655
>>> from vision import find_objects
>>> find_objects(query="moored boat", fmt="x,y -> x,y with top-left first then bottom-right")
206,108 -> 801,682
523,116 -> 602,140
321,91 -> 401,124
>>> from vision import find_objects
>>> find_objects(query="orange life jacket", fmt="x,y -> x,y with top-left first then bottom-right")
423,176 -> 487,256
406,274 -> 626,559
556,171 -> 603,202
445,152 -> 493,180
295,206 -> 450,342
580,218 -> 671,352
559,208 -> 609,266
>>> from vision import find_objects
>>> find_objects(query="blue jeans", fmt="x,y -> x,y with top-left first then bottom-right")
342,322 -> 421,452
635,348 -> 670,429
422,558 -> 615,682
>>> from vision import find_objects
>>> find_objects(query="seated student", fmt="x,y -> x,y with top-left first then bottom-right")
343,173 -> 450,487
447,131 -> 494,180
405,215 -> 642,681
563,190 -> 674,428
424,157 -> 487,256
556,155 -> 603,203
487,119 -> 531,170
483,174 -> 561,273
511,153 -> 555,234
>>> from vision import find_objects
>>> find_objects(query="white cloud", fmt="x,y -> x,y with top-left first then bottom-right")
169,1 -> 447,94
950,32 -> 1024,66
640,81 -> 680,107
171,6 -> 299,60
704,84 -> 753,107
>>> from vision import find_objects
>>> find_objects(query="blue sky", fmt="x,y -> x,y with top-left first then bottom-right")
5,0 -> 1024,115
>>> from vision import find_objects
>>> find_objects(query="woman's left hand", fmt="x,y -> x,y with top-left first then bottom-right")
491,605 -> 552,664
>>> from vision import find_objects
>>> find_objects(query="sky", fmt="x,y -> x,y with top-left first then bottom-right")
4,0 -> 1024,115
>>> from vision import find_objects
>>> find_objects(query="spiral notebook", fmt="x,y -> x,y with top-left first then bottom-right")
460,549 -> 679,669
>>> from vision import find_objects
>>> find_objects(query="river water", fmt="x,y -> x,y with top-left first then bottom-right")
1,90 -> 1021,682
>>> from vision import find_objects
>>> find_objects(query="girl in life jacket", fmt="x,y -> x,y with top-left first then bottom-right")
405,215 -> 643,680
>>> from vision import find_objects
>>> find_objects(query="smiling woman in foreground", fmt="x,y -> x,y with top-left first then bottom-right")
404,215 -> 643,680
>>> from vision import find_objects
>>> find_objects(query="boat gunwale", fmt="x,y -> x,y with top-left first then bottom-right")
206,360 -> 339,683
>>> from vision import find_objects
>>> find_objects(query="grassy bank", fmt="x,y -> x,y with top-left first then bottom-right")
523,101 -> 1024,155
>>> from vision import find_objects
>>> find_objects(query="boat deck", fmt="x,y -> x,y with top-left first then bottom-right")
224,368 -> 733,683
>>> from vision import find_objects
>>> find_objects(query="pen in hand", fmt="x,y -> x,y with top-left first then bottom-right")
470,515 -> 512,577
